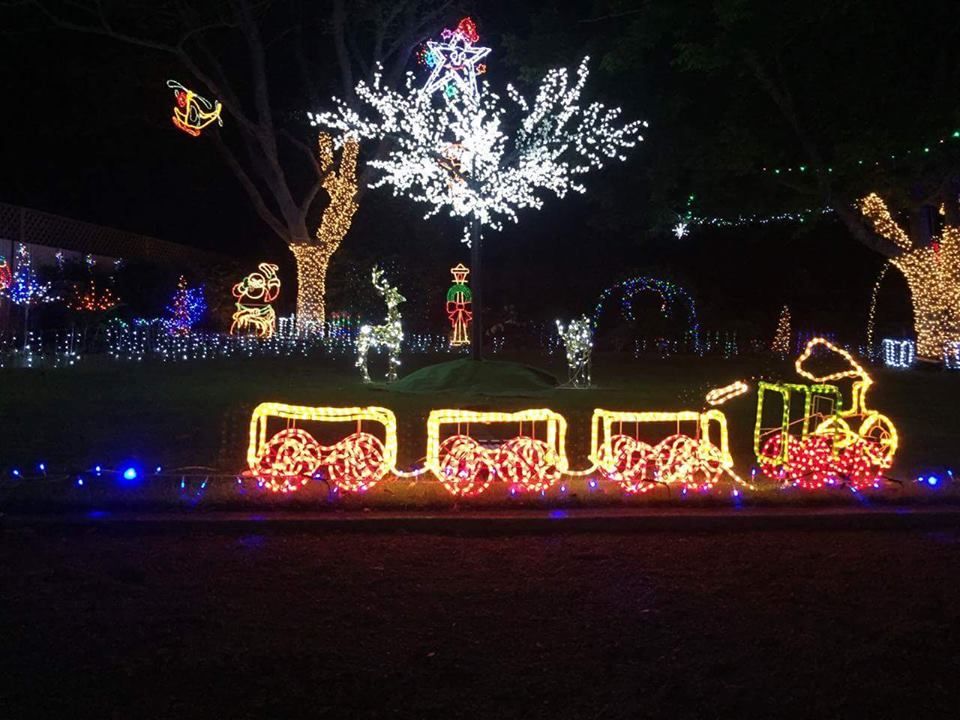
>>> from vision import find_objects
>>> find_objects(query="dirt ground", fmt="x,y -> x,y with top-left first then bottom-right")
2,522 -> 959,719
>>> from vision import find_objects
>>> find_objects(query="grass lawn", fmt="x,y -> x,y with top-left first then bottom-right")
1,351 -> 958,502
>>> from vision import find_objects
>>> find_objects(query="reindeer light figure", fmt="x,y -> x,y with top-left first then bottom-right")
356,267 -> 405,382
231,263 -> 281,338
556,315 -> 593,388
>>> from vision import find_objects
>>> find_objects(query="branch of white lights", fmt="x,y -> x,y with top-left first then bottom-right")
309,20 -> 647,244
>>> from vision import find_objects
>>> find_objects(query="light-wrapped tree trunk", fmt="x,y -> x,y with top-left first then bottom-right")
292,135 -> 359,334
891,230 -> 960,360
860,194 -> 960,362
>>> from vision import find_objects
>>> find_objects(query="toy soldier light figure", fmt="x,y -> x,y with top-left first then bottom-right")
446,263 -> 473,347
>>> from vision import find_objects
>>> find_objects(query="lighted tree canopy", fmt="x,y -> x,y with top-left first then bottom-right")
312,16 -> 647,355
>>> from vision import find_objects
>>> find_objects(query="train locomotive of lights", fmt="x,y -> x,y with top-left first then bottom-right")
754,338 -> 898,489
244,339 -> 900,496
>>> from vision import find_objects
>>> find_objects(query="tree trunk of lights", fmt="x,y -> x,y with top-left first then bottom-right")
470,217 -> 483,361
895,261 -> 960,362
289,244 -> 330,335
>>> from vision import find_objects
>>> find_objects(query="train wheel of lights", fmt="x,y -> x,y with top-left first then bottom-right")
437,435 -> 495,496
858,414 -> 897,468
324,432 -> 387,492
256,428 -> 323,493
601,434 -> 656,493
758,434 -> 790,482
495,436 -> 560,492
813,416 -> 857,449
694,440 -> 725,489
654,434 -> 700,485
790,434 -> 837,488
836,438 -> 881,489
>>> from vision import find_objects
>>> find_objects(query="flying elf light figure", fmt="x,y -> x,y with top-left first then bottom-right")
166,79 -> 223,137
420,17 -> 490,102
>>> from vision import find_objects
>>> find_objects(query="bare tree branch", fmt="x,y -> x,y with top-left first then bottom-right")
211,132 -> 290,242
331,0 -> 355,99
279,128 -> 324,179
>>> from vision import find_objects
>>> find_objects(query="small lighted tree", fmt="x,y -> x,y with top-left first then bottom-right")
8,245 -> 55,308
164,275 -> 206,336
312,17 -> 646,358
771,305 -> 792,357
8,245 -> 57,348
68,279 -> 119,313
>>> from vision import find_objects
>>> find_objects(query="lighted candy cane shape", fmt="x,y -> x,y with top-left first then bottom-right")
247,403 -> 398,493
356,267 -> 405,383
231,263 -> 281,338
166,79 -> 223,137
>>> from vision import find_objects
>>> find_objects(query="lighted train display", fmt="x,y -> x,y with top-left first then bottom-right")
245,339 -> 898,495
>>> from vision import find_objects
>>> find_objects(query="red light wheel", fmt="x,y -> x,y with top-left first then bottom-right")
601,434 -> 656,493
437,435 -> 494,497
654,434 -> 699,486
495,436 -> 560,493
324,431 -> 387,492
255,428 -> 323,493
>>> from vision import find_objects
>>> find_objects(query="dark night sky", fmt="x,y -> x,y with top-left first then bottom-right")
0,1 -> 929,338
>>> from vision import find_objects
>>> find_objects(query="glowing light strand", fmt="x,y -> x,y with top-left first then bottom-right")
865,262 -> 891,359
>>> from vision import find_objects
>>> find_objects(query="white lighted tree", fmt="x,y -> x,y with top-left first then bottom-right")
311,17 -> 646,357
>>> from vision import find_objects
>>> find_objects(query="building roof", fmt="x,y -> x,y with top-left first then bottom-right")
0,201 -> 230,267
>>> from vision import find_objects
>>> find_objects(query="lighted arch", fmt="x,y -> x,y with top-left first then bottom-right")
591,276 -> 701,352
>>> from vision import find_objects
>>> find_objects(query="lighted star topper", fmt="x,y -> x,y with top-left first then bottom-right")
421,17 -> 491,102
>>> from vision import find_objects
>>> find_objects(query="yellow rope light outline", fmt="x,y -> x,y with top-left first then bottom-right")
706,380 -> 749,406
589,409 -> 733,470
425,408 -> 569,478
756,337 -> 899,470
247,403 -> 398,479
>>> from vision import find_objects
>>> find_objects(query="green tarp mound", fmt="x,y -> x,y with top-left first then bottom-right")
390,359 -> 559,396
